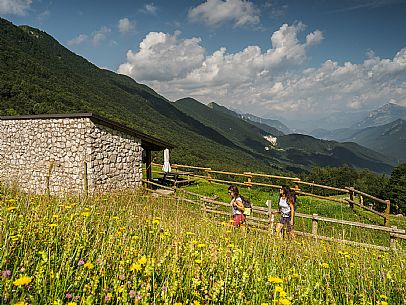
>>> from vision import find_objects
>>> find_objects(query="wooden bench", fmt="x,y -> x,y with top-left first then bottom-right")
157,171 -> 195,187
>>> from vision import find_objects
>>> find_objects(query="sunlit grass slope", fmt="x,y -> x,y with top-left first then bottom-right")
0,189 -> 405,305
184,180 -> 406,248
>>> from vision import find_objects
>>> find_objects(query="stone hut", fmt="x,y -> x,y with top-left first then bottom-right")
0,113 -> 173,195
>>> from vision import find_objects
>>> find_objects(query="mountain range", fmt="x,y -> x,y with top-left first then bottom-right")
0,17 -> 395,174
354,102 -> 406,129
310,104 -> 406,163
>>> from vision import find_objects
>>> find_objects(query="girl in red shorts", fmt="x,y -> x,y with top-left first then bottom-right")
228,185 -> 246,227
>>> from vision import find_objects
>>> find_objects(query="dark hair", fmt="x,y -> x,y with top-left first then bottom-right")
280,185 -> 291,198
228,185 -> 239,196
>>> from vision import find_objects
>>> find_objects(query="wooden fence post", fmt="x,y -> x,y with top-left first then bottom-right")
202,198 -> 208,215
384,200 -> 390,227
83,161 -> 88,197
390,226 -> 397,250
267,200 -> 274,234
207,168 -> 212,183
46,160 -> 55,197
312,214 -> 318,237
349,191 -> 354,210
247,173 -> 251,191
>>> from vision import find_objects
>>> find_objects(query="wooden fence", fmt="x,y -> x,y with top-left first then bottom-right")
142,179 -> 406,252
151,162 -> 392,226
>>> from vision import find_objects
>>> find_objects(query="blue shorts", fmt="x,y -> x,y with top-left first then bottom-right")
278,216 -> 293,231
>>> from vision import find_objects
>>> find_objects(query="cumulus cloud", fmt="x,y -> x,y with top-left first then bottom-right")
188,0 -> 260,27
67,34 -> 88,46
118,18 -> 135,33
117,23 -> 406,120
140,3 -> 157,15
118,31 -> 205,81
91,26 -> 111,46
0,0 -> 31,15
36,9 -> 50,22
67,26 -> 111,47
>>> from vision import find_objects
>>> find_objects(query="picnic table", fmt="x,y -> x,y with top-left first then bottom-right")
156,171 -> 195,187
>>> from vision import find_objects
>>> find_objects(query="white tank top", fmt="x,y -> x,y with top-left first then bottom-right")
279,197 -> 291,217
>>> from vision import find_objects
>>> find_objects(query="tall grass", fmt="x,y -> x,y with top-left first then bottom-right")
0,189 -> 405,305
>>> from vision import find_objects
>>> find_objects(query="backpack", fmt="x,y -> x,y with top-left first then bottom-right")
240,195 -> 252,216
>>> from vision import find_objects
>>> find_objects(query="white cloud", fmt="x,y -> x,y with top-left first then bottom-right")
140,3 -> 157,15
118,18 -> 135,33
188,0 -> 260,27
36,9 -> 50,22
117,23 -> 406,120
118,31 -> 205,81
67,26 -> 112,47
0,0 -> 31,15
91,26 -> 111,46
67,34 -> 88,46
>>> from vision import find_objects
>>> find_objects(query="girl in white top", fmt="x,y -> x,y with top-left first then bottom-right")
228,185 -> 246,227
275,185 -> 295,237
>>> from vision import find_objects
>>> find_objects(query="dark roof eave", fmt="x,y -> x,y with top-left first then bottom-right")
0,113 -> 174,151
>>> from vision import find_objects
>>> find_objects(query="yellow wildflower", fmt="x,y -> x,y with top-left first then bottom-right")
138,256 -> 147,265
84,262 -> 94,269
129,264 -> 142,271
67,303 -> 77,305
15,302 -> 28,305
279,299 -> 291,305
186,231 -> 195,235
193,301 -> 201,305
174,303 -> 182,305
380,295 -> 388,300
81,212 -> 90,217
268,276 -> 283,284
275,286 -> 283,293
381,302 -> 388,305
195,259 -> 202,264
13,276 -> 32,286
48,224 -> 57,228
7,206 -> 17,211
321,263 -> 329,268
197,243 -> 206,248
152,219 -> 160,225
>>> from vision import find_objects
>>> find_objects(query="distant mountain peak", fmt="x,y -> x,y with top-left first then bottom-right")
354,102 -> 406,129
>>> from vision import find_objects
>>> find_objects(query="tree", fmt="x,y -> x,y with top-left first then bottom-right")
387,163 -> 406,214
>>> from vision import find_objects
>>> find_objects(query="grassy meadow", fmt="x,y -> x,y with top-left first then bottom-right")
1,183 -> 405,305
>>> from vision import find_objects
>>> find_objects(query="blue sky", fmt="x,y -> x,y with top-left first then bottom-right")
1,0 -> 406,126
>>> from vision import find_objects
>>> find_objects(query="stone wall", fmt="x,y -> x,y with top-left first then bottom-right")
89,122 -> 143,192
0,117 -> 143,194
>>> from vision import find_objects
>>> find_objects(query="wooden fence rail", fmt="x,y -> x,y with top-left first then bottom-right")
142,179 -> 406,252
151,162 -> 391,226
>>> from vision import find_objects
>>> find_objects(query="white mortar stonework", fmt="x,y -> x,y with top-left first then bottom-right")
0,117 -> 143,195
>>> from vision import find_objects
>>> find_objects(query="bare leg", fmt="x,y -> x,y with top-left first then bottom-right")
275,223 -> 283,238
